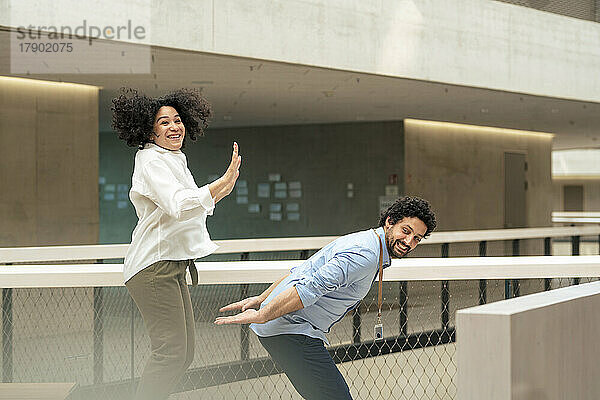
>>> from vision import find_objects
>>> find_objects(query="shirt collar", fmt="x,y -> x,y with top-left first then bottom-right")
374,226 -> 391,268
144,142 -> 183,154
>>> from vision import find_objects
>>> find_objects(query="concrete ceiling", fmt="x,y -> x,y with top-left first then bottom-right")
2,31 -> 599,150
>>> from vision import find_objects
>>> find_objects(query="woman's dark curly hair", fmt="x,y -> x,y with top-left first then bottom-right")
111,87 -> 212,148
378,196 -> 437,237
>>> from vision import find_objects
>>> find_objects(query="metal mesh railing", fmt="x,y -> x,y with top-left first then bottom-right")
1,233 -> 599,399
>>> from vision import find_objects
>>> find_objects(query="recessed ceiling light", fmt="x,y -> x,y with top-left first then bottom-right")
405,119 -> 554,139
0,76 -> 100,90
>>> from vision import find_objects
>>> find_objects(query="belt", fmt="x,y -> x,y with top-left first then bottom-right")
187,259 -> 198,286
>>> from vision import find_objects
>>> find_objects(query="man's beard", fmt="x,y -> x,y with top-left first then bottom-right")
385,231 -> 411,259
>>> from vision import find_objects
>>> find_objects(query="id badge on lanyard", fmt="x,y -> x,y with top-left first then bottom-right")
372,229 -> 384,341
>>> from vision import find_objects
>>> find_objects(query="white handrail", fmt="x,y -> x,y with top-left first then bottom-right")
426,226 -> 599,243
1,256 -> 598,288
1,226 -> 599,264
553,212 -> 600,217
553,217 -> 600,223
552,212 -> 600,224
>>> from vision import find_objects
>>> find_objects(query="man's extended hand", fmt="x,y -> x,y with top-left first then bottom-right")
215,286 -> 303,326
214,309 -> 264,325
219,296 -> 263,313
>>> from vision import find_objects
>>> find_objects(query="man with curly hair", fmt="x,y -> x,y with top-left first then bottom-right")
215,196 -> 436,400
112,88 -> 242,400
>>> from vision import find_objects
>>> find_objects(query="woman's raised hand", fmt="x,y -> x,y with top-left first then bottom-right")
222,142 -> 242,196
209,142 -> 242,203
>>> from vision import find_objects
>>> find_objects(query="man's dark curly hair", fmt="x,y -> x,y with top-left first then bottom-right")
111,87 -> 212,148
378,196 -> 437,237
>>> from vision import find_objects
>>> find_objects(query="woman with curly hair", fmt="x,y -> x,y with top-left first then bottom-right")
112,88 -> 241,400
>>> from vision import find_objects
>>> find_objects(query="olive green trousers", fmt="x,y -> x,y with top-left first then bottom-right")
125,260 -> 195,400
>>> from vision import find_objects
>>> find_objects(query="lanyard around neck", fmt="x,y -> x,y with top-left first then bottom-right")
372,229 -> 384,324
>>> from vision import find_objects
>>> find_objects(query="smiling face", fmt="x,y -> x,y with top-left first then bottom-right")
384,216 -> 427,258
152,106 -> 185,150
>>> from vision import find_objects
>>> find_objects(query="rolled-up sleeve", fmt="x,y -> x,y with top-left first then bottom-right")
294,249 -> 375,308
142,160 -> 214,220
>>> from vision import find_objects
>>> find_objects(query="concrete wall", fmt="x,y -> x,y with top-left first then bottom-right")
403,119 -> 553,231
99,121 -> 404,242
0,77 -> 99,246
101,117 -> 556,241
457,281 -> 600,400
3,0 -> 600,103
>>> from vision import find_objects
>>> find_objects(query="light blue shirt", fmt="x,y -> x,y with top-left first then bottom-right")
250,227 -> 391,344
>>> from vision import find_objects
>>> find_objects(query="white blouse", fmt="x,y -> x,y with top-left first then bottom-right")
123,143 -> 218,283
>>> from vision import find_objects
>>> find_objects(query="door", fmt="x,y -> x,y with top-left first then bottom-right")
504,152 -> 527,228
563,185 -> 583,211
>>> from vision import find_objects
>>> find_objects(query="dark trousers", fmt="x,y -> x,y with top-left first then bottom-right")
259,334 -> 353,400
